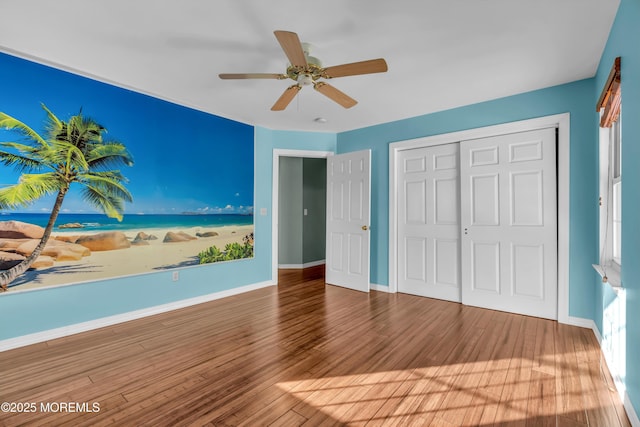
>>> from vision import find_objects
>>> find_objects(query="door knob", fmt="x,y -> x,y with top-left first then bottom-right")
362,225 -> 369,231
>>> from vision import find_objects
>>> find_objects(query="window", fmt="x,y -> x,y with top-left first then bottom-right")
611,117 -> 621,265
596,57 -> 622,286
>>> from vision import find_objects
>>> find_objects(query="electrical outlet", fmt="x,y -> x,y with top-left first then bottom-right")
172,271 -> 179,282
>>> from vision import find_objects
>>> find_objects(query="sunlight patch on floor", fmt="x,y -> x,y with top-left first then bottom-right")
275,359 -> 600,425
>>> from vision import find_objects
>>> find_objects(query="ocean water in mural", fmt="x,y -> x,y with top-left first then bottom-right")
0,52 -> 255,292
2,213 -> 253,232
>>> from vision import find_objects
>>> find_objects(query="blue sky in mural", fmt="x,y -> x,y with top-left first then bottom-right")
0,52 -> 254,216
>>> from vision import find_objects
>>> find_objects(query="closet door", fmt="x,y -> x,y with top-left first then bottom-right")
460,128 -> 557,319
397,143 -> 461,302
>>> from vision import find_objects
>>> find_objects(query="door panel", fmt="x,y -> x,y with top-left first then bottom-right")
398,143 -> 461,302
511,243 -> 544,298
405,237 -> 426,281
435,178 -> 457,224
325,150 -> 371,292
460,128 -> 557,320
329,233 -> 344,271
471,174 -> 500,226
471,241 -> 500,293
435,238 -> 458,286
511,171 -> 543,225
406,181 -> 426,224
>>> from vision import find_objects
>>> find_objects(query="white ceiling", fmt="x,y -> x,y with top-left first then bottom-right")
0,0 -> 619,133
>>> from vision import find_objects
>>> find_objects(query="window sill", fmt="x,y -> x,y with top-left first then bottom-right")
592,264 -> 623,293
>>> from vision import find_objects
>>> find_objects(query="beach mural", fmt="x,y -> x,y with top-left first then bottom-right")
0,52 -> 254,293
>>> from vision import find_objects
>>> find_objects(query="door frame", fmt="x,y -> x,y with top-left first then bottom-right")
272,149 -> 333,283
389,113 -> 570,323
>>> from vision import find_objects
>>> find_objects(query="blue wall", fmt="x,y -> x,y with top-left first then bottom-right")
337,79 -> 598,321
595,0 -> 640,413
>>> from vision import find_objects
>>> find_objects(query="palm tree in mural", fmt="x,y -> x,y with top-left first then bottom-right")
0,104 -> 134,290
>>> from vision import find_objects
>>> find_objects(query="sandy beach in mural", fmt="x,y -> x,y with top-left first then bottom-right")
1,224 -> 254,292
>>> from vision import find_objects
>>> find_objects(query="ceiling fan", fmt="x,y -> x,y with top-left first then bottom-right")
219,30 -> 388,111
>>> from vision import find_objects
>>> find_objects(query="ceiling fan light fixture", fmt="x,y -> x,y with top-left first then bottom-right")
297,74 -> 314,86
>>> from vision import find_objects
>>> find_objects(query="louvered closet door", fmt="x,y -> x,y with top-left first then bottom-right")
397,143 -> 461,302
460,128 -> 557,320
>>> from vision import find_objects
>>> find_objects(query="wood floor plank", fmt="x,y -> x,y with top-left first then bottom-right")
0,266 -> 631,426
526,369 -> 556,427
555,323 -> 590,425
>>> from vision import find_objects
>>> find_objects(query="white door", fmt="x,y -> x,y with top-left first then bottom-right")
397,143 -> 461,302
460,128 -> 557,319
325,150 -> 371,292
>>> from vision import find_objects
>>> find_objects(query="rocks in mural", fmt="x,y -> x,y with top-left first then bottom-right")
75,231 -> 131,251
132,231 -> 159,246
0,251 -> 25,269
31,255 -> 54,269
0,220 -> 45,239
178,231 -> 197,241
196,231 -> 219,238
58,222 -> 84,229
163,231 -> 197,243
134,231 -> 157,241
53,235 -> 80,244
0,238 -> 26,251
14,239 -> 90,261
0,239 -> 82,270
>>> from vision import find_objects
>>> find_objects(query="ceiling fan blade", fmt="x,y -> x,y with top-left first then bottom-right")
219,73 -> 284,79
322,58 -> 388,78
274,30 -> 308,68
271,85 -> 302,111
314,82 -> 357,109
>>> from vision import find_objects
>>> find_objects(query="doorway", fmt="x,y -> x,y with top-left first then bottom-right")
272,149 -> 333,283
278,156 -> 327,269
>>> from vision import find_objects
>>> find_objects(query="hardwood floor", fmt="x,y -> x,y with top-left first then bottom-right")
0,266 -> 630,426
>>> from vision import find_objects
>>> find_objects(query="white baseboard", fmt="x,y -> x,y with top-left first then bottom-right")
0,280 -> 275,352
564,315 -> 597,329
566,316 -> 639,426
625,393 -> 640,427
370,283 -> 392,293
278,260 -> 325,269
